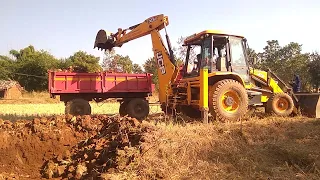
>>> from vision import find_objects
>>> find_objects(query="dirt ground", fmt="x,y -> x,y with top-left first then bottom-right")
0,115 -> 156,179
0,113 -> 319,179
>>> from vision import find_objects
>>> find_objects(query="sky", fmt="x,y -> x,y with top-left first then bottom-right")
1,0 -> 320,65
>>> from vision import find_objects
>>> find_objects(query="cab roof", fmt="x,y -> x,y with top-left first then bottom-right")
183,30 -> 244,45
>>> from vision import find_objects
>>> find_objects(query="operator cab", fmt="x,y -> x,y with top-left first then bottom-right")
182,30 -> 251,84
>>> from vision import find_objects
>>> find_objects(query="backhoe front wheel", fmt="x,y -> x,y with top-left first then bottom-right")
209,79 -> 248,122
266,93 -> 294,116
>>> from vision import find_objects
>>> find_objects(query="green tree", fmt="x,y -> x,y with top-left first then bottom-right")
256,40 -> 311,91
308,52 -> 320,90
143,57 -> 158,90
133,63 -> 143,73
0,55 -> 15,80
101,49 -> 116,71
102,50 -> 134,73
68,51 -> 102,72
247,47 -> 258,66
114,55 -> 133,73
56,58 -> 73,70
10,45 -> 60,91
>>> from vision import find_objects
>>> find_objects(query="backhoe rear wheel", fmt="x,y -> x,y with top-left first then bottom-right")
209,79 -> 248,122
265,93 -> 294,116
65,98 -> 91,116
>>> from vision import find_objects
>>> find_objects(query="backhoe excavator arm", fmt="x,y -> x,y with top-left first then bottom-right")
94,14 -> 178,104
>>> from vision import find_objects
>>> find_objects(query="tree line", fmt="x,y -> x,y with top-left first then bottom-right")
0,37 -> 319,92
248,40 -> 320,91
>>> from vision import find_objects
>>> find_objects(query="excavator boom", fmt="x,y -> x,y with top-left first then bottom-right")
94,15 -> 167,50
94,14 -> 178,104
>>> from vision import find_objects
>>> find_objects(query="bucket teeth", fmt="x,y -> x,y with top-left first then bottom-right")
94,29 -> 115,51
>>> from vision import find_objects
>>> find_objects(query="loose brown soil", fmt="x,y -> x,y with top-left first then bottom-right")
0,113 -> 319,179
0,115 -> 155,179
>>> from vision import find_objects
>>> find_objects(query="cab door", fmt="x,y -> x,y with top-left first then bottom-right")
228,36 -> 250,84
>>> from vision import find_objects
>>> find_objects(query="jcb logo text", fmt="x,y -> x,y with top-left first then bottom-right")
156,52 -> 166,75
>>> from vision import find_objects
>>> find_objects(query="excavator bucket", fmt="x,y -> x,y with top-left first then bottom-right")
295,93 -> 320,118
94,29 -> 115,51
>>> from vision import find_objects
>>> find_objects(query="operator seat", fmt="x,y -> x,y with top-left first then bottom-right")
216,57 -> 227,71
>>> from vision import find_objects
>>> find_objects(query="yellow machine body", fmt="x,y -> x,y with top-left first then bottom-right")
94,14 -> 320,120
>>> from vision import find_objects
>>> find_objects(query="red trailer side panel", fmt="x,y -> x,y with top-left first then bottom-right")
103,72 -> 152,92
49,71 -> 153,94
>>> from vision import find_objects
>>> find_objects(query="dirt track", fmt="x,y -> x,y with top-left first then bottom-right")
0,115 -> 154,179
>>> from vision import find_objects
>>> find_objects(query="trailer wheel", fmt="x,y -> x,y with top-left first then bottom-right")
266,93 -> 294,116
119,101 -> 129,116
126,98 -> 149,120
209,79 -> 248,122
65,99 -> 91,116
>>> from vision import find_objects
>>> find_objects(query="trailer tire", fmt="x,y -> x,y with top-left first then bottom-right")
209,79 -> 248,122
65,99 -> 91,116
119,101 -> 128,117
266,93 -> 294,116
126,98 -> 149,120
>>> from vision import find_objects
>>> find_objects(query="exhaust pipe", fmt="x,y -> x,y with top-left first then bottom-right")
94,29 -> 115,51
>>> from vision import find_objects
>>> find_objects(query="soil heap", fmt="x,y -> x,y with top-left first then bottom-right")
0,114 -> 155,179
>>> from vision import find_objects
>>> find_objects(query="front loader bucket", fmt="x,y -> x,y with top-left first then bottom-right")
295,93 -> 320,118
94,29 -> 115,51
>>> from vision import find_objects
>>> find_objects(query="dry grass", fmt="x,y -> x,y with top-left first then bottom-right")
0,92 -> 319,179
0,91 -> 160,104
0,91 -> 161,121
132,116 -> 320,179
0,102 -> 162,121
0,91 -> 60,104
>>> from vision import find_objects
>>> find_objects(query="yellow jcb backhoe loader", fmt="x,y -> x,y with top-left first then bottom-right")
94,14 -> 320,121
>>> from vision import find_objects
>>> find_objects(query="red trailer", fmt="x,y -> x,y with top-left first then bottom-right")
48,70 -> 155,120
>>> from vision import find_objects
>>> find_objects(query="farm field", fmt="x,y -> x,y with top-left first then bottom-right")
0,94 -> 319,179
0,92 -> 162,121
0,103 -> 162,121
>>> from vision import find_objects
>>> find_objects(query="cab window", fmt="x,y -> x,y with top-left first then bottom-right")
229,37 -> 246,66
201,37 -> 212,69
185,45 -> 201,75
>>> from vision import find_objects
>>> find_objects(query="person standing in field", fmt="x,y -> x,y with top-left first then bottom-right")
290,74 -> 301,93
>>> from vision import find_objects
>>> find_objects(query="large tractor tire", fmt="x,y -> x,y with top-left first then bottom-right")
208,79 -> 248,122
126,98 -> 150,120
65,98 -> 91,116
265,93 -> 294,116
